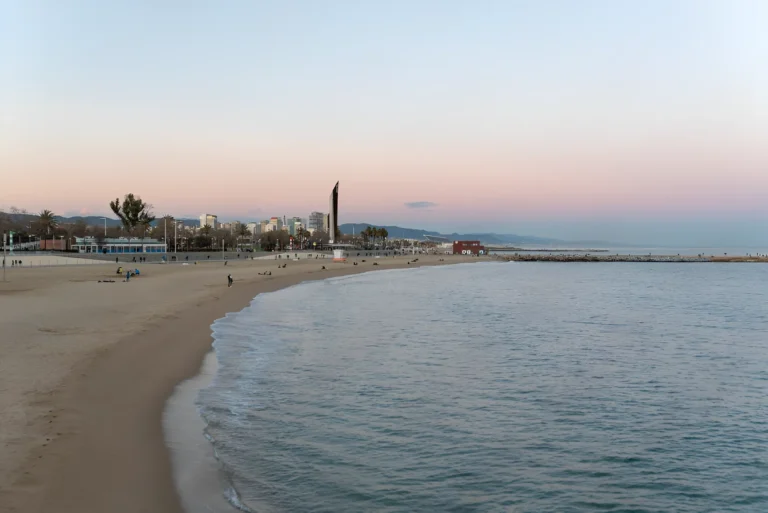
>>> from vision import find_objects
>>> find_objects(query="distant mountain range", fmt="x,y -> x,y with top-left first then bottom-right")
339,223 -> 616,246
1,213 -> 199,228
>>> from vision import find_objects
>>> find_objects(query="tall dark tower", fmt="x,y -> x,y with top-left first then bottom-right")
328,181 -> 339,244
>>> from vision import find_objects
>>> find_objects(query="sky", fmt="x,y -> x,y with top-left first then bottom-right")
1,0 -> 766,246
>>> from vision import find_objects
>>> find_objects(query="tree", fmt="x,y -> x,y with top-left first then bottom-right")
361,226 -> 374,246
151,215 -> 175,241
70,219 -> 88,238
109,194 -> 155,237
193,233 -> 212,249
37,209 -> 58,235
378,227 -> 389,247
259,230 -> 291,251
0,211 -> 9,233
295,226 -> 310,249
309,229 -> 330,247
200,224 -> 212,236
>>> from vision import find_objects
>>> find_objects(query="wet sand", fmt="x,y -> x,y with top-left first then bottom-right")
0,254 -> 479,512
164,351 -> 232,513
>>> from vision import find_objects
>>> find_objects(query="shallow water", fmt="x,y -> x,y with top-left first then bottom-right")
199,262 -> 768,512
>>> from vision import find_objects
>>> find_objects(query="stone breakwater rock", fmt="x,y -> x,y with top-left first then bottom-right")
500,254 -> 712,263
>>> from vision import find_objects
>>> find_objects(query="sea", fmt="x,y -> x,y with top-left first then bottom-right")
192,262 -> 768,512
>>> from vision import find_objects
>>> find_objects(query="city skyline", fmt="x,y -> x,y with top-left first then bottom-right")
2,1 -> 767,246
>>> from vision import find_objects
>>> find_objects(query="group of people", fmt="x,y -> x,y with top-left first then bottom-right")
116,266 -> 141,281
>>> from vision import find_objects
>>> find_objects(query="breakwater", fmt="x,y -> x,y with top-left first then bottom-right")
499,254 -> 768,263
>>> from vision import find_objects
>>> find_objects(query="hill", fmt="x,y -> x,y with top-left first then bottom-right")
0,212 -> 200,228
340,223 -> 621,247
341,223 -> 567,245
340,223 -> 442,240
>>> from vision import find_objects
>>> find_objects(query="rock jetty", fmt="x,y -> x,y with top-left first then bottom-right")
499,254 -> 768,263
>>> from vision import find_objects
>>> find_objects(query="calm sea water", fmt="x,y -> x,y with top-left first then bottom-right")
198,262 -> 768,512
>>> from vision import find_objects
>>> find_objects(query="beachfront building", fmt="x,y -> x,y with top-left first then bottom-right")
72,236 -> 167,254
308,211 -> 325,232
452,240 -> 486,255
199,214 -> 218,230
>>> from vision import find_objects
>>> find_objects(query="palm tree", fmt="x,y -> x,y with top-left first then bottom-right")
379,227 -> 388,247
236,224 -> 250,249
363,226 -> 375,246
295,226 -> 308,249
200,224 -> 212,236
38,209 -> 58,235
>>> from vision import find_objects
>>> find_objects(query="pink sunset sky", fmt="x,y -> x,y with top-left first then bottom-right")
2,1 -> 766,245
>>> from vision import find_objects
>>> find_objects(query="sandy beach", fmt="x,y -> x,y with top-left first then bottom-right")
0,253 -> 481,513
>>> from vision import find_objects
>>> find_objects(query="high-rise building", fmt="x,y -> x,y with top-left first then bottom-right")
328,181 -> 339,244
263,217 -> 282,232
308,211 -> 325,232
246,222 -> 260,235
199,214 -> 218,230
287,216 -> 303,236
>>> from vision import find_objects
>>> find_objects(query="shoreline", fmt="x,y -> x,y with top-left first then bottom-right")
0,254 -> 482,512
164,261 -> 491,513
164,351 -> 234,513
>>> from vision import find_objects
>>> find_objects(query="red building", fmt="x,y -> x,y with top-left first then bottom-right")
38,239 -> 68,251
453,240 -> 486,255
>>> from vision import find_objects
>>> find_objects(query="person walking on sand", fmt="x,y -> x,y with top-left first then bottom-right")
227,274 -> 233,287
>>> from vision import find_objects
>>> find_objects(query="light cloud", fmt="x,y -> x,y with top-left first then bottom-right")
405,201 -> 437,209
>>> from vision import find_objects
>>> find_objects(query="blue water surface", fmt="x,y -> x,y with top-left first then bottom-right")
199,262 -> 768,513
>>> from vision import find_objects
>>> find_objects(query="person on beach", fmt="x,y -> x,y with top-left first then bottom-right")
227,274 -> 233,287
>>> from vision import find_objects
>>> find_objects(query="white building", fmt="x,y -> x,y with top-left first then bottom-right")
72,237 -> 166,254
199,214 -> 218,230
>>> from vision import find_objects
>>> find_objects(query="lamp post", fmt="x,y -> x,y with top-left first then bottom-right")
2,231 -> 7,282
101,217 -> 107,237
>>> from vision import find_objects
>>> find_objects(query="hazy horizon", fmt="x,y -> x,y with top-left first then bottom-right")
2,1 -> 766,246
